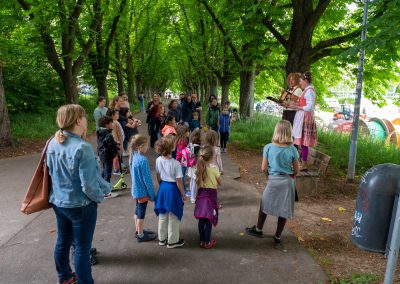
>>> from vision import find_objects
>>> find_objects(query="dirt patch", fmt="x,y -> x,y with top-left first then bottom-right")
229,142 -> 396,283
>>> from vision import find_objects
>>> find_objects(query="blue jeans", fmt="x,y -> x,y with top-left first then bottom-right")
102,158 -> 113,182
135,200 -> 148,219
52,202 -> 97,284
181,166 -> 187,194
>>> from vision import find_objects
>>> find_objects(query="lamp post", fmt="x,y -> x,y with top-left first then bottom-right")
346,0 -> 369,183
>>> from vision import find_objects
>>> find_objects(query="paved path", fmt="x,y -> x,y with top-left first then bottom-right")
0,111 -> 327,283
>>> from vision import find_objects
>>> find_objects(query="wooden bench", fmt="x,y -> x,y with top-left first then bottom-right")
296,147 -> 331,197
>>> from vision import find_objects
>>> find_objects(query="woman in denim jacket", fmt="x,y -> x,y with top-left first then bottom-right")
47,104 -> 110,284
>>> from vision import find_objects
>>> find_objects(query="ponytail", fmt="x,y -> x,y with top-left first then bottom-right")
54,104 -> 86,144
195,145 -> 214,188
55,129 -> 68,144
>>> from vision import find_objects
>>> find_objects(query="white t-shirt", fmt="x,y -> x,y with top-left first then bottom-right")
156,157 -> 183,182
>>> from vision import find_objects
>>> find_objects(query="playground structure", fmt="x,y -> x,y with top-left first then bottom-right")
335,117 -> 400,148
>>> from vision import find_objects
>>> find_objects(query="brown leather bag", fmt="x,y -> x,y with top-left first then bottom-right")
21,137 -> 53,214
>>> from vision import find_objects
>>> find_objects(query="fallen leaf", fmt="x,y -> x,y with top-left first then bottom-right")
321,217 -> 332,222
338,207 -> 346,212
48,228 -> 57,233
297,236 -> 305,242
320,237 -> 326,241
239,233 -> 244,236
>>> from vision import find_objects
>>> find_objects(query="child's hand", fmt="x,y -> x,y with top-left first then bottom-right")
182,195 -> 188,202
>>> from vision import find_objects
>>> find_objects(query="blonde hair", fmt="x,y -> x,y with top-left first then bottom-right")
176,124 -> 188,144
205,130 -> 218,147
109,96 -> 121,110
272,120 -> 293,145
190,129 -> 201,145
129,134 -> 148,155
54,104 -> 86,144
195,145 -> 214,187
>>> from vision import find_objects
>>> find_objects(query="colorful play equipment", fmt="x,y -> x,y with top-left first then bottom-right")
335,117 -> 400,148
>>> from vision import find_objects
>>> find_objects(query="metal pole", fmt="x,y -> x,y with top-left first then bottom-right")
347,0 -> 369,183
384,196 -> 400,284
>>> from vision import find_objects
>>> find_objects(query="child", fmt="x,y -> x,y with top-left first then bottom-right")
107,109 -> 125,175
204,130 -> 223,175
186,129 -> 202,203
175,125 -> 190,196
93,96 -> 108,131
129,134 -> 156,242
154,136 -> 187,248
189,111 -> 201,132
219,105 -> 230,153
194,145 -> 222,249
161,115 -> 177,137
245,120 -> 299,244
155,104 -> 166,138
97,116 -> 119,183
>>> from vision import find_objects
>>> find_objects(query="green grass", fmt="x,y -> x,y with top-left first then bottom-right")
230,113 -> 400,176
329,273 -> 381,284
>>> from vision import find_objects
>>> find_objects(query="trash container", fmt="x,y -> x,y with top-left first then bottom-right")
351,163 -> 400,253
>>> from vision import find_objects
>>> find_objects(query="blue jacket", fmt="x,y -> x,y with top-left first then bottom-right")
130,152 -> 155,201
219,112 -> 230,133
189,119 -> 201,132
47,131 -> 111,208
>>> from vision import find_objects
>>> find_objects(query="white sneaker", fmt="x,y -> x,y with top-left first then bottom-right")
190,198 -> 196,204
104,192 -> 118,199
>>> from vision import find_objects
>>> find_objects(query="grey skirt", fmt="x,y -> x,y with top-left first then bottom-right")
261,175 -> 295,219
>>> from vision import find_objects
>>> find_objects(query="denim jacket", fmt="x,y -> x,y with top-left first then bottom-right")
47,131 -> 111,208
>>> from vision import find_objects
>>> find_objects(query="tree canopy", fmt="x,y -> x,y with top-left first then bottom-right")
1,0 -> 399,117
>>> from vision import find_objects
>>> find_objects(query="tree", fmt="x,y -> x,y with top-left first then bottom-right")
0,62 -> 14,147
17,0 -> 101,103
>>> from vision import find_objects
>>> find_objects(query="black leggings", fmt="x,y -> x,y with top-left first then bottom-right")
220,132 -> 228,149
257,203 -> 287,238
198,218 -> 212,243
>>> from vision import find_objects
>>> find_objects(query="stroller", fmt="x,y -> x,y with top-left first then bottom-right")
112,154 -> 129,192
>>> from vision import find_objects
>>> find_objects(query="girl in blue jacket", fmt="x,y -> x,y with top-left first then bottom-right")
219,105 -> 231,153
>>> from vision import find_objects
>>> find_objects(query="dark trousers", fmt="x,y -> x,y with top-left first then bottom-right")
52,202 -> 97,284
150,123 -> 159,147
198,218 -> 212,243
102,158 -> 113,182
220,132 -> 229,149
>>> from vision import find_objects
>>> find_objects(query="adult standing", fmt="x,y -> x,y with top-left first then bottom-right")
282,73 -> 302,126
93,96 -> 108,131
181,94 -> 196,126
138,92 -> 145,113
146,93 -> 161,147
191,93 -> 202,120
206,96 -> 220,132
288,71 -> 318,172
167,100 -> 181,123
47,104 -> 110,284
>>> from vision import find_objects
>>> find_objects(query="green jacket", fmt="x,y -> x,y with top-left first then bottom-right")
206,105 -> 220,130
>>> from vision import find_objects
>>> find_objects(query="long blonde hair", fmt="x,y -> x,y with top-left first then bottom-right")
205,130 -> 218,147
195,145 -> 214,187
109,96 -> 121,110
272,120 -> 293,145
54,104 -> 86,144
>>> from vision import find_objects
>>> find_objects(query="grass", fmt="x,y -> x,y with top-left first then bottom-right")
230,113 -> 400,176
9,95 -> 142,140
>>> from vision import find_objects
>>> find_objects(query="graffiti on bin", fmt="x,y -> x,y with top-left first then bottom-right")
352,210 -> 363,238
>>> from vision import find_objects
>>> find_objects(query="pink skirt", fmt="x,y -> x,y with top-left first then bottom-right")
294,112 -> 317,147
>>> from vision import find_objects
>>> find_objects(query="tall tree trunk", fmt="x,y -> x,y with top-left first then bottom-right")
239,62 -> 256,119
221,78 -> 231,105
209,74 -> 218,98
95,78 -> 108,98
115,40 -> 124,94
0,64 -> 14,147
135,75 -> 141,103
125,41 -> 134,103
285,47 -> 312,75
62,71 -> 79,104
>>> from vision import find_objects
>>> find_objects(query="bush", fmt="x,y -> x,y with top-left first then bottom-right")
230,113 -> 400,176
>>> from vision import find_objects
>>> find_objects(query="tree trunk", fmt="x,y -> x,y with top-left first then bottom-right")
125,41 -> 134,104
63,71 -> 79,104
285,48 -> 312,75
209,74 -> 218,98
96,78 -> 108,99
221,78 -> 231,105
135,75 -> 142,103
239,62 -> 256,119
0,65 -> 14,147
115,41 -> 124,95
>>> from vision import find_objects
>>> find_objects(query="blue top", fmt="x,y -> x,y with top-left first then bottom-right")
189,119 -> 201,132
262,143 -> 299,176
130,151 -> 155,201
219,112 -> 230,133
47,131 -> 111,208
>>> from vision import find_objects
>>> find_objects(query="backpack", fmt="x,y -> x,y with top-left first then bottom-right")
179,143 -> 197,168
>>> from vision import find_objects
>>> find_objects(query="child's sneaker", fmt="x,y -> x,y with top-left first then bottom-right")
137,232 -> 157,242
245,225 -> 263,238
190,198 -> 196,204
203,240 -> 217,249
104,192 -> 118,199
158,239 -> 167,246
167,239 -> 185,248
112,170 -> 121,176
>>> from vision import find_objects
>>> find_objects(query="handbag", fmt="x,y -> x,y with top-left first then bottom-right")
20,137 -> 53,214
